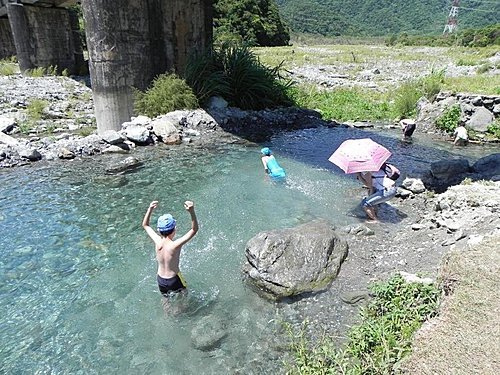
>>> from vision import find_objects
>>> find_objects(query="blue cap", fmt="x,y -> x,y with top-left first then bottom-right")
157,214 -> 176,233
261,147 -> 271,156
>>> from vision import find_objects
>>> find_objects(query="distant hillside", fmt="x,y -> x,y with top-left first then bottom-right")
275,0 -> 500,36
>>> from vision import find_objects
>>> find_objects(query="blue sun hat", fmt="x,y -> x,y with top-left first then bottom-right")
260,147 -> 271,156
157,214 -> 176,233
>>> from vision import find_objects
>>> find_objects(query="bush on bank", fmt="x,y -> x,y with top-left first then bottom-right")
285,274 -> 440,374
133,74 -> 199,118
184,43 -> 294,110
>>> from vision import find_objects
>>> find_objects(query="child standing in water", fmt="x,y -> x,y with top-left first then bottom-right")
142,200 -> 198,297
260,147 -> 286,179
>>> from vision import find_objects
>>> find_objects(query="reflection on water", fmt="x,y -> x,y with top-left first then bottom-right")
0,126 -> 498,373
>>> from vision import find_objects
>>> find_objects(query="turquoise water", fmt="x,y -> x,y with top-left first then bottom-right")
1,126 -> 498,374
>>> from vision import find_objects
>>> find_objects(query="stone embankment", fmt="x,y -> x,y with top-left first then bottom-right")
417,91 -> 500,136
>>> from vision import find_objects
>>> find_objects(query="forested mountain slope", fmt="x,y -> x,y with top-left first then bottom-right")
276,0 -> 500,36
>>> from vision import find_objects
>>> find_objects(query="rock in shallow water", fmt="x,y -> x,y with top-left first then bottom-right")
242,219 -> 348,301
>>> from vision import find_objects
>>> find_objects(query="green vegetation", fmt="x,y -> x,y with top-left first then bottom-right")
19,99 -> 49,134
26,99 -> 48,121
78,126 -> 95,137
214,0 -> 290,46
289,86 -> 394,121
435,105 -> 461,133
0,59 -> 16,76
487,120 -> 500,138
185,43 -> 293,110
443,75 -> 500,95
393,69 -> 445,118
24,65 -> 59,77
18,121 -> 35,135
276,1 -> 499,37
134,74 -> 199,118
285,274 -> 440,374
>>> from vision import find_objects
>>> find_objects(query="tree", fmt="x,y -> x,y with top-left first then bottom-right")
214,0 -> 290,46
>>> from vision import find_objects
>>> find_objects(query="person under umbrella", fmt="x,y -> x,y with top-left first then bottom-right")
328,138 -> 397,222
357,168 -> 397,222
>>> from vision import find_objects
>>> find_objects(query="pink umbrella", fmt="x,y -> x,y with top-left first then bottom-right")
328,138 -> 391,174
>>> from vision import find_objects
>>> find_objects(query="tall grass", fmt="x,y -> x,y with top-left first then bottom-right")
0,59 -> 16,76
290,85 -> 395,122
393,69 -> 445,118
185,43 -> 294,110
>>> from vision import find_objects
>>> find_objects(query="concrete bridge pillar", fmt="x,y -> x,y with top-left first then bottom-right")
6,3 -> 84,74
81,0 -> 213,133
0,17 -> 16,59
162,0 -> 213,72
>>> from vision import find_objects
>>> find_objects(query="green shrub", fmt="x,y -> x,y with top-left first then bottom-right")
347,275 -> 440,373
393,82 -> 421,118
24,67 -> 46,77
134,74 -> 199,118
476,63 -> 492,74
26,99 -> 48,121
435,105 -> 461,133
487,120 -> 500,138
0,59 -> 16,76
456,58 -> 477,66
285,274 -> 440,374
420,69 -> 445,100
23,65 -> 59,77
184,48 -> 231,104
18,120 -> 36,134
78,126 -> 95,137
185,43 -> 293,110
392,70 -> 444,119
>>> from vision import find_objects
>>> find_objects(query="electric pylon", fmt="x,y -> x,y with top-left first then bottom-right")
443,0 -> 460,34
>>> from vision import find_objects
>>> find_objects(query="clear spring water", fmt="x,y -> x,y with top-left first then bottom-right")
1,126 -> 498,374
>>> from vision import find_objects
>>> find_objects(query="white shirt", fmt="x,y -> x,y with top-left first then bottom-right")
363,169 -> 395,191
454,126 -> 468,140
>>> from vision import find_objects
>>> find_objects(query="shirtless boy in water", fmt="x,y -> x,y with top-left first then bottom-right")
142,200 -> 198,296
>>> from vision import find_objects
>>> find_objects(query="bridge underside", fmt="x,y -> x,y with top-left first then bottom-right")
1,0 -> 213,133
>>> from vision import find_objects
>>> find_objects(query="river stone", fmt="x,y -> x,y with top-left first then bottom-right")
472,153 -> 500,179
58,148 -> 75,159
401,177 -> 426,193
206,96 -> 228,110
0,131 -> 20,146
191,315 -> 227,351
0,117 -> 16,133
101,130 -> 125,145
340,291 -> 370,304
430,158 -> 469,181
151,117 -> 180,144
242,219 -> 348,301
105,156 -> 142,174
122,125 -> 151,145
466,107 -> 494,132
18,146 -> 42,161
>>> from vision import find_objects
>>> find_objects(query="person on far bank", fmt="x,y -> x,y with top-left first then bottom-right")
142,200 -> 198,297
260,147 -> 286,180
400,118 -> 416,142
453,125 -> 469,146
357,168 -> 397,222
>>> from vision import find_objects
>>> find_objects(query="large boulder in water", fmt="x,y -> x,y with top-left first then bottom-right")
472,153 -> 500,180
242,219 -> 348,301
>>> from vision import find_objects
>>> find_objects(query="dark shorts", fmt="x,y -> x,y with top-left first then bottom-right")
157,274 -> 186,295
403,123 -> 416,137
